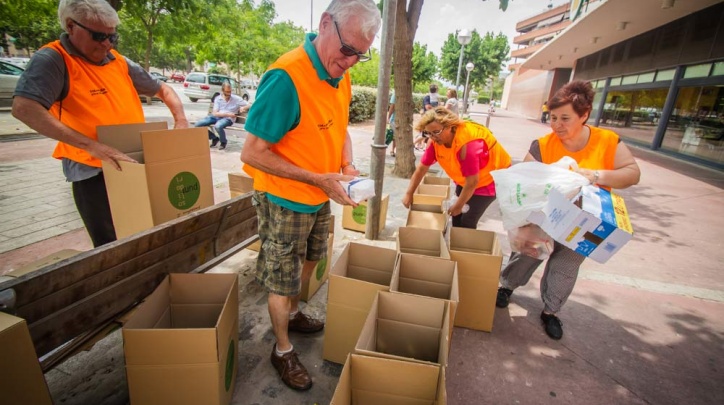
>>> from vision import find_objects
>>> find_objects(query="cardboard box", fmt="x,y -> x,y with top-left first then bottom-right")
0,312 -> 53,405
228,172 -> 254,198
331,353 -> 447,405
355,291 -> 451,367
396,227 -> 450,259
422,175 -> 451,187
527,185 -> 633,264
98,124 -> 214,239
342,194 -> 389,233
300,215 -> 335,302
415,183 -> 450,200
448,227 -> 504,331
123,273 -> 239,405
406,199 -> 448,232
323,242 -> 397,364
391,253 -> 459,340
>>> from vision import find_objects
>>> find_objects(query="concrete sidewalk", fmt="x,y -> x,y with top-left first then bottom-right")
1,103 -> 723,405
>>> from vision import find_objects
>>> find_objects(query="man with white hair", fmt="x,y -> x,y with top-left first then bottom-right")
241,0 -> 381,391
12,0 -> 188,247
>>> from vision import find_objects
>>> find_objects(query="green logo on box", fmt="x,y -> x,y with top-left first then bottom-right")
314,256 -> 327,281
225,339 -> 235,391
168,171 -> 201,209
352,205 -> 367,225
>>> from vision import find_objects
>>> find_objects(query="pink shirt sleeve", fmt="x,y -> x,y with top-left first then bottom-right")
420,144 -> 437,166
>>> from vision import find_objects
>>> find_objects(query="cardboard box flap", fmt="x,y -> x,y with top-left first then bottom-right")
141,128 -> 210,162
123,328 -> 219,365
171,304 -> 224,328
102,160 -> 154,237
394,254 -> 456,300
422,175 -> 451,186
97,121 -> 168,153
397,227 -> 450,259
415,184 -> 449,197
124,276 -> 172,329
331,354 -> 441,405
347,265 -> 394,286
379,291 -> 444,329
449,227 -> 500,255
348,243 -> 397,272
328,277 -> 388,308
406,211 -> 448,233
169,273 -> 236,306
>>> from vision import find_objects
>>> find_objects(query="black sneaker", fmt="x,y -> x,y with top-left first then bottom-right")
210,137 -> 220,148
540,312 -> 563,340
219,142 -> 227,150
496,287 -> 513,308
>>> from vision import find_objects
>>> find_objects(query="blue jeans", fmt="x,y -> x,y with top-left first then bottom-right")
194,116 -> 234,144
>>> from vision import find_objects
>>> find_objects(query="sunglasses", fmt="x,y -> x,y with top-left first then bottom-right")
71,19 -> 118,44
422,128 -> 445,137
333,20 -> 371,62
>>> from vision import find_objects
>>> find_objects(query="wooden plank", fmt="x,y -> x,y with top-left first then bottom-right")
0,194 -> 258,357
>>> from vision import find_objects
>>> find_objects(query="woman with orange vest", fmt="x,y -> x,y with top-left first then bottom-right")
403,107 -> 512,229
496,80 -> 641,340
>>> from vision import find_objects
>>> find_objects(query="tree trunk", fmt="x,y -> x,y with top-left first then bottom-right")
391,0 -> 423,178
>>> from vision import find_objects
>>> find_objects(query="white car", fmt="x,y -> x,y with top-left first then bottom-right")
0,60 -> 24,107
183,72 -> 250,103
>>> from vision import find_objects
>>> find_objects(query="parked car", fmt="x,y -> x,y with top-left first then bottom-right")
150,72 -> 168,82
0,57 -> 29,69
169,72 -> 185,82
183,72 -> 250,102
0,60 -> 24,107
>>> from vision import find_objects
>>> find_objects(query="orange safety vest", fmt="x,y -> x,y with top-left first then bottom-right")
46,41 -> 144,167
538,126 -> 618,170
244,46 -> 351,205
432,121 -> 511,189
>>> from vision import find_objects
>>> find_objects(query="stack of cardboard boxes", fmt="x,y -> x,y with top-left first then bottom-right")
406,175 -> 451,232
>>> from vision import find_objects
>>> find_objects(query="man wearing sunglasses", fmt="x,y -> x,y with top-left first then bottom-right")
12,0 -> 188,248
241,0 -> 380,392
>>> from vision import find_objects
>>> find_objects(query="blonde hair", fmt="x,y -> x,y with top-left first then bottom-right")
414,107 -> 464,132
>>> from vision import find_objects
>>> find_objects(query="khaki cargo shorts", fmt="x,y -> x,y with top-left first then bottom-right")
252,191 -> 331,296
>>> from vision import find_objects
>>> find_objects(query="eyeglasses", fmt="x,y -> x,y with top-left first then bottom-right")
333,20 -> 371,62
71,19 -> 118,44
422,128 -> 445,137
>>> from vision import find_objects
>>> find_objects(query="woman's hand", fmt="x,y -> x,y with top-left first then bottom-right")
575,168 -> 599,185
402,192 -> 413,209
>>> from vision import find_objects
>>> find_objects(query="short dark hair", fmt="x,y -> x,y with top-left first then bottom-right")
429,84 -> 438,93
548,80 -> 594,117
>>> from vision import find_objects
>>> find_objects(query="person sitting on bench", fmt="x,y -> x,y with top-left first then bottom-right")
194,81 -> 249,150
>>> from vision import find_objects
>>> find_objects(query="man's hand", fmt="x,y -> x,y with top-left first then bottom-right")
87,141 -> 137,171
315,173 -> 357,206
341,164 -> 360,176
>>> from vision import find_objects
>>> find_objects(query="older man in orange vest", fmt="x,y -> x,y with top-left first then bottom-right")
12,0 -> 187,247
241,0 -> 380,392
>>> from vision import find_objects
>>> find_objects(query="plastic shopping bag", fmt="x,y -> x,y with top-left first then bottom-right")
508,224 -> 554,260
491,156 -> 589,230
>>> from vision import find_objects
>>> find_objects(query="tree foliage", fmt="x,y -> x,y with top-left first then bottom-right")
439,30 -> 509,89
411,42 -> 437,87
0,0 -> 59,55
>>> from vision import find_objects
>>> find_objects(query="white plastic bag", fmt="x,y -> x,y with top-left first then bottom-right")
339,177 -> 376,203
491,156 -> 589,230
508,224 -> 554,260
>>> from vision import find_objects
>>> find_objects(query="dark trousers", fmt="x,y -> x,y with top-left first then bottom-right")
451,185 -> 496,229
72,173 -> 117,247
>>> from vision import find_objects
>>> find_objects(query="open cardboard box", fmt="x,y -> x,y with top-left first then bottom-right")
396,227 -> 450,259
331,353 -> 447,405
422,175 -> 451,187
0,312 -> 53,405
527,185 -> 633,264
342,194 -> 389,233
406,200 -> 449,232
98,123 -> 213,239
323,242 -> 398,364
122,273 -> 239,405
415,183 -> 450,201
354,291 -> 451,367
448,227 -> 503,331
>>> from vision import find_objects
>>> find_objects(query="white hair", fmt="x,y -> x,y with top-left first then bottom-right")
58,0 -> 120,31
326,0 -> 381,39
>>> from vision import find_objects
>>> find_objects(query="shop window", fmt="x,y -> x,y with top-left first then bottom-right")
713,62 -> 724,77
656,69 -> 676,81
684,64 -> 711,79
637,72 -> 655,84
610,77 -> 622,86
622,75 -> 638,85
661,86 -> 724,165
599,88 -> 669,146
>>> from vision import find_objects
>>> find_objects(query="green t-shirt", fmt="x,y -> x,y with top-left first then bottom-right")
245,33 -> 344,213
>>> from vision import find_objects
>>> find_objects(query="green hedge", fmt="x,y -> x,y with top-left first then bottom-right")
348,86 -> 449,123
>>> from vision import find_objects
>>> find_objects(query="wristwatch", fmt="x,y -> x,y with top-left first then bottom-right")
593,170 -> 600,184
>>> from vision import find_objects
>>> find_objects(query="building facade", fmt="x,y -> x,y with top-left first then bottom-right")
504,0 -> 723,170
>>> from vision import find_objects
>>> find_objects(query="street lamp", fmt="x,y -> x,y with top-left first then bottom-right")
455,29 -> 472,91
463,62 -> 474,115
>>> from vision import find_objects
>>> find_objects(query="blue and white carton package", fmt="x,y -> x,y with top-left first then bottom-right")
526,185 -> 633,264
